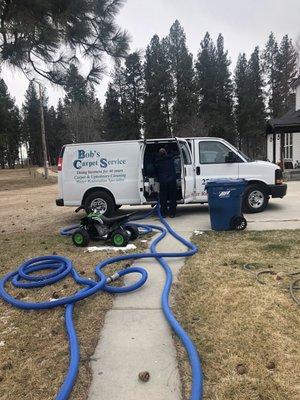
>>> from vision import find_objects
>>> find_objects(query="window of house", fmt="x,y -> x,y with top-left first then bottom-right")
284,133 -> 293,159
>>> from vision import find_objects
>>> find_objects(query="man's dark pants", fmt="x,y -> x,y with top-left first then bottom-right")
159,180 -> 177,216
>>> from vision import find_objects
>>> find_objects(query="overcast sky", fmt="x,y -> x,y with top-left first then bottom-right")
1,0 -> 300,108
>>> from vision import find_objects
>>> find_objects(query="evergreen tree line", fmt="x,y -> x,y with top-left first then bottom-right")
0,21 -> 298,167
105,22 -> 299,159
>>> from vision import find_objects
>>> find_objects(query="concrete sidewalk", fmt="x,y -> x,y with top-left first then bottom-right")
88,181 -> 300,400
88,228 -> 188,400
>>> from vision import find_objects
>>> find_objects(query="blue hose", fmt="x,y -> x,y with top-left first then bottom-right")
0,205 -> 203,400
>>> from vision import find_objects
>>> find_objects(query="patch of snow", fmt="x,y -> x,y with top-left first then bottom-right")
85,244 -> 137,252
193,230 -> 204,236
0,341 -> 5,347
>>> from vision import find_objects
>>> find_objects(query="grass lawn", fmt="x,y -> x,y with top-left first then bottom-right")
0,232 -> 150,400
173,230 -> 300,400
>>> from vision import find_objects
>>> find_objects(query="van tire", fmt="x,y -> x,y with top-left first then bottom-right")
84,191 -> 115,216
242,184 -> 269,213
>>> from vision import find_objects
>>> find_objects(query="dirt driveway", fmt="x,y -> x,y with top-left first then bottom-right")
0,169 -> 75,235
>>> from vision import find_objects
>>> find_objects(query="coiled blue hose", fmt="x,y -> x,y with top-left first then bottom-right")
0,205 -> 203,400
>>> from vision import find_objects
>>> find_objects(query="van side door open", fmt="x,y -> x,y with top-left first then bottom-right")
193,139 -> 243,201
176,138 -> 195,203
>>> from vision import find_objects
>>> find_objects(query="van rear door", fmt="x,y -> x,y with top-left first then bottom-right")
176,138 -> 195,203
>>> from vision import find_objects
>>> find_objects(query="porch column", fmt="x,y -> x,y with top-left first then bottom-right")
272,133 -> 276,163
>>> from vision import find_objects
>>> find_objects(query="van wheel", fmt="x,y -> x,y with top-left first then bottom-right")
84,191 -> 115,216
242,184 -> 269,213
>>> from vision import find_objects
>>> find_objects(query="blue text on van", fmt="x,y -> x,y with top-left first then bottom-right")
73,150 -> 126,170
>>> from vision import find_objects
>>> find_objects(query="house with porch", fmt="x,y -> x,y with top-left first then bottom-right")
266,76 -> 300,173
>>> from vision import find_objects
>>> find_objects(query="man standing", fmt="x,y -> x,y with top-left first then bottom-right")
154,148 -> 177,218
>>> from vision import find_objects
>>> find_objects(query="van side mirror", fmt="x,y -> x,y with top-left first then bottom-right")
225,151 -> 237,163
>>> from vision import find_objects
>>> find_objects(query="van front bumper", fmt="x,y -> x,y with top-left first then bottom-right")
56,198 -> 64,206
269,184 -> 287,198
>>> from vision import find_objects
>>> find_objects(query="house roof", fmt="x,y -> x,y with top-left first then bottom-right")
266,109 -> 300,134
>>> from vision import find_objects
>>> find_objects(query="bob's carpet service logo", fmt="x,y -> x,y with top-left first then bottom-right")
73,150 -> 127,170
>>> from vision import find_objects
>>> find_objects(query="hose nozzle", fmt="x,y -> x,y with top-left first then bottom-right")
106,273 -> 120,284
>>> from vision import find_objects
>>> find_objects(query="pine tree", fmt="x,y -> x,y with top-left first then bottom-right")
63,65 -> 104,143
23,82 -> 43,166
56,99 -> 69,144
234,53 -> 249,149
167,20 -> 198,135
45,106 -> 58,165
0,79 -> 21,168
195,32 -> 218,135
0,0 -> 129,85
143,35 -> 173,138
64,65 -> 89,106
245,47 -> 266,158
46,99 -> 71,163
160,37 -> 174,136
263,33 -> 298,117
84,89 -> 105,142
277,35 -> 298,113
214,34 -> 234,142
103,83 -> 123,140
196,32 -> 234,141
103,62 -> 139,140
122,52 -> 144,139
262,33 -> 282,117
6,106 -> 21,168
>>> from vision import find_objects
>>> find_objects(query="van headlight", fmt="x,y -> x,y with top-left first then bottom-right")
275,169 -> 283,184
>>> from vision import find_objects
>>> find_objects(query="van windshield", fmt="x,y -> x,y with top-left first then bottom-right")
237,149 -> 252,162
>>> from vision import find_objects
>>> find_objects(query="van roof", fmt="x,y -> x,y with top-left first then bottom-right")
64,137 -> 227,147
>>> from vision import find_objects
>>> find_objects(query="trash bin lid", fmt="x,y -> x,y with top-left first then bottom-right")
205,178 -> 246,188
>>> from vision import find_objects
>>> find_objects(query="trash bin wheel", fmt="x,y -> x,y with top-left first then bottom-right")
230,216 -> 247,231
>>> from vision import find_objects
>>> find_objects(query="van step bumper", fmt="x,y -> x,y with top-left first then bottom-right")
269,184 -> 287,198
56,198 -> 64,206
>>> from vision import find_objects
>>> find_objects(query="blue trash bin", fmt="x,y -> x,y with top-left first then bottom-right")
205,179 -> 247,231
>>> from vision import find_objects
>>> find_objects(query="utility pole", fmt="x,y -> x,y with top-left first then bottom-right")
38,83 -> 49,179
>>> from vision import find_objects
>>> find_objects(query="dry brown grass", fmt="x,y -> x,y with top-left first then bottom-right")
0,231 -> 150,400
173,230 -> 300,400
0,168 -> 57,191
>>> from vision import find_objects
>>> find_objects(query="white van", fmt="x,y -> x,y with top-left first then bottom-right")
56,137 -> 287,215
